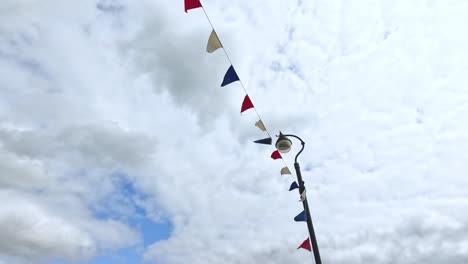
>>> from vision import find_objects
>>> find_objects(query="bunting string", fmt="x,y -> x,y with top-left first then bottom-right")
187,0 -> 303,214
185,0 -> 312,252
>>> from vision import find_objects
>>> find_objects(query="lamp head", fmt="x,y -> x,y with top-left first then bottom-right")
275,132 -> 292,153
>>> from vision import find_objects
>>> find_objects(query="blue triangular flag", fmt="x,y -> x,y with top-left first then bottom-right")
294,210 -> 307,222
221,65 -> 240,87
253,137 -> 272,145
289,182 -> 299,191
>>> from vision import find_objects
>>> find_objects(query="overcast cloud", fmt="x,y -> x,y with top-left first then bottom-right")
1,0 -> 468,263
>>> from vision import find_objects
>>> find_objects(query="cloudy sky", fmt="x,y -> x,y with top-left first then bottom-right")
1,0 -> 468,263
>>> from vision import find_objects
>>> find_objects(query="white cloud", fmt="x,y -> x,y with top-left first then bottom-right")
0,190 -> 139,263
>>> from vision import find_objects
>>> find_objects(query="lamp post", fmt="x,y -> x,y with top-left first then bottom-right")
276,132 -> 322,264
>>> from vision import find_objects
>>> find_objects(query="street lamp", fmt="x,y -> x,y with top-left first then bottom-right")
276,132 -> 322,264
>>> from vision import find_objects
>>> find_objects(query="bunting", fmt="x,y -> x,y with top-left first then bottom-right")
184,0 -> 202,12
289,182 -> 299,191
297,238 -> 312,252
184,2 -> 318,258
241,95 -> 254,113
271,150 -> 282,160
206,30 -> 223,53
255,120 -> 267,131
254,137 -> 272,145
280,167 -> 291,175
294,210 -> 307,222
221,65 -> 240,87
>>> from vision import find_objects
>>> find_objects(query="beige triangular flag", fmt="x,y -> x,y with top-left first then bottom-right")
280,167 -> 291,175
299,189 -> 307,202
206,30 -> 223,53
255,120 -> 266,131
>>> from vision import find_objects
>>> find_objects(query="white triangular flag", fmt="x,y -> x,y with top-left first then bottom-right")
299,189 -> 306,202
280,167 -> 291,175
255,120 -> 266,131
206,30 -> 223,53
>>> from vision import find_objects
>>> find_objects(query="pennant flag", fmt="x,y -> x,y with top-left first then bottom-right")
241,95 -> 254,113
221,65 -> 240,87
255,120 -> 267,131
294,210 -> 307,222
299,189 -> 307,202
206,30 -> 222,53
271,150 -> 282,160
254,137 -> 272,145
297,238 -> 311,252
289,182 -> 299,191
281,167 -> 291,175
184,0 -> 202,12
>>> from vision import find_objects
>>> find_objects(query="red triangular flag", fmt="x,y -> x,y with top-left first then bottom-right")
184,0 -> 202,12
297,238 -> 311,251
241,95 -> 254,113
271,150 -> 282,160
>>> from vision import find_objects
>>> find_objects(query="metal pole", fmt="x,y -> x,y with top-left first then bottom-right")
280,134 -> 322,264
294,161 -> 322,264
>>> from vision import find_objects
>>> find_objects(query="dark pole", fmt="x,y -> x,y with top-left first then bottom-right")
283,134 -> 322,264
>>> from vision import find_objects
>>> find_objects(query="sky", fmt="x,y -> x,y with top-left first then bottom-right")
1,0 -> 468,263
